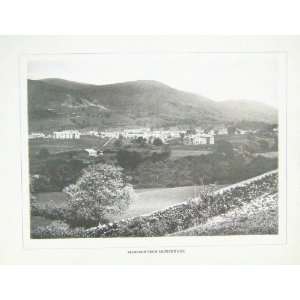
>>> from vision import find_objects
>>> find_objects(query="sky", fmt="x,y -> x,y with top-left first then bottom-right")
27,53 -> 285,108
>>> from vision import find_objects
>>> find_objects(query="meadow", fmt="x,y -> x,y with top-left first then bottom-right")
170,149 -> 212,159
255,151 -> 278,158
29,136 -> 108,155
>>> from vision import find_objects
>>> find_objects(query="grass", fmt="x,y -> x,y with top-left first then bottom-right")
255,152 -> 278,158
170,149 -> 212,159
214,134 -> 249,145
35,192 -> 69,208
31,216 -> 53,232
29,136 -> 108,155
171,193 -> 278,236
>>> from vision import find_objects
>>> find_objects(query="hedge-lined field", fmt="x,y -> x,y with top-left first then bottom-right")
31,170 -> 278,238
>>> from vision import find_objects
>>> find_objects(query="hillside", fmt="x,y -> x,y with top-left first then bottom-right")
28,78 -> 278,131
219,99 -> 278,124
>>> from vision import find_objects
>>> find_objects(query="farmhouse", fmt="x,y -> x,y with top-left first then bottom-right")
53,130 -> 80,139
236,128 -> 248,135
183,134 -> 214,145
100,131 -> 120,138
216,127 -> 228,135
84,148 -> 99,157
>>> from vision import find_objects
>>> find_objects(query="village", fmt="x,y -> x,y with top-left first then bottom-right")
29,124 -> 272,145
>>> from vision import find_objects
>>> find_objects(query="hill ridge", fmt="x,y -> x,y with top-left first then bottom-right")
27,78 -> 278,131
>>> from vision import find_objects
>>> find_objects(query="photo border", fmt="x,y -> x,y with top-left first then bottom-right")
20,51 -> 287,250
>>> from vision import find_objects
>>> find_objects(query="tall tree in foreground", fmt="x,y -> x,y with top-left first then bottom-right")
63,163 -> 134,227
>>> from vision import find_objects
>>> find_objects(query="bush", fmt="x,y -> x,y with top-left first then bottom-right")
116,150 -> 144,170
31,221 -> 86,239
30,175 -> 52,193
153,138 -> 163,146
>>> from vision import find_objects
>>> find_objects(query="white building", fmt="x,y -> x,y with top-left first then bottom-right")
53,130 -> 80,139
183,134 -> 214,145
29,132 -> 46,139
236,129 -> 248,135
100,131 -> 120,139
80,130 -> 99,137
84,148 -> 98,157
217,128 -> 228,135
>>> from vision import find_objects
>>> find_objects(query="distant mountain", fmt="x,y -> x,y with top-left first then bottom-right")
219,100 -> 278,124
27,78 -> 278,131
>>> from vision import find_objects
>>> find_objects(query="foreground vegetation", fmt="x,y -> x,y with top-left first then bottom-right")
172,193 -> 278,236
31,171 -> 278,238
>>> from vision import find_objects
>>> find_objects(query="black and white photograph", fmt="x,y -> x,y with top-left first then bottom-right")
26,53 -> 281,239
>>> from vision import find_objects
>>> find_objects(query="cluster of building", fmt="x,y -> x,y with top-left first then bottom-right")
183,133 -> 215,145
28,125 -> 269,146
29,130 -> 81,140
99,128 -> 184,143
97,127 -> 217,145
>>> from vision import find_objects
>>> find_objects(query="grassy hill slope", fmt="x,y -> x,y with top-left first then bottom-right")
28,78 -> 278,131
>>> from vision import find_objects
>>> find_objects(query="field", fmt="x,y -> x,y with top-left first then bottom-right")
170,149 -> 212,159
29,136 -> 109,155
31,184 -> 224,226
34,192 -> 68,208
214,134 -> 250,145
255,151 -> 278,158
172,193 -> 278,236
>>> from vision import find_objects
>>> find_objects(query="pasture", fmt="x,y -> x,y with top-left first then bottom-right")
29,136 -> 108,155
255,151 -> 278,158
214,134 -> 249,145
35,192 -> 69,208
170,149 -> 212,159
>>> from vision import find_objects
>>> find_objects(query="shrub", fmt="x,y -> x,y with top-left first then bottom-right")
31,220 -> 86,239
116,150 -> 144,170
153,138 -> 163,146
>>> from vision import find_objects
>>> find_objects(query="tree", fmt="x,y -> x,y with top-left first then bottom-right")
215,140 -> 234,157
63,163 -> 134,227
186,128 -> 196,135
42,158 -> 85,191
114,135 -> 123,148
134,136 -> 147,146
227,126 -> 236,135
116,150 -> 143,170
273,135 -> 278,151
179,132 -> 185,143
258,139 -> 269,152
153,137 -> 163,146
30,174 -> 52,193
